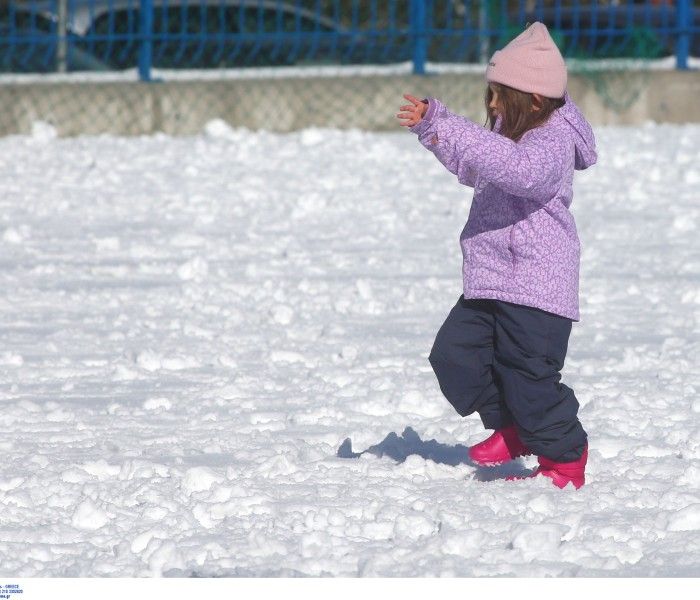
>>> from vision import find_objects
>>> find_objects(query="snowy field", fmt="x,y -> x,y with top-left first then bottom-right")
0,120 -> 698,577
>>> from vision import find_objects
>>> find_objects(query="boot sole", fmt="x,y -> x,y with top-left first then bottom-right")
469,452 -> 533,467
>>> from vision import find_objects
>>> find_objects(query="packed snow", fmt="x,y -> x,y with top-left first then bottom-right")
0,119 -> 698,577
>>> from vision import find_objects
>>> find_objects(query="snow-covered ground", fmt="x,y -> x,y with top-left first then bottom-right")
0,120 -> 698,577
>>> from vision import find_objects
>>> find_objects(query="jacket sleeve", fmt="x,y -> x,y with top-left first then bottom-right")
410,99 -> 478,188
410,98 -> 563,199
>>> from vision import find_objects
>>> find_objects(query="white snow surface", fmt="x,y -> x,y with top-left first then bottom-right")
0,122 -> 698,577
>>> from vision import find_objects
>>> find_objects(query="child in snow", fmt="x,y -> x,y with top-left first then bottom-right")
397,22 -> 596,489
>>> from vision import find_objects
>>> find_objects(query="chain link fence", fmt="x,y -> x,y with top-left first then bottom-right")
0,0 -> 698,136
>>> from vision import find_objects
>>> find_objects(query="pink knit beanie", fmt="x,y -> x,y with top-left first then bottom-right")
486,22 -> 567,98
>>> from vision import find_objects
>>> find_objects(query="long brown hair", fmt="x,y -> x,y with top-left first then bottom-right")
485,83 -> 565,142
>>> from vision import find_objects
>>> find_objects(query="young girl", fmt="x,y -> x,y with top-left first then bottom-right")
397,22 -> 597,489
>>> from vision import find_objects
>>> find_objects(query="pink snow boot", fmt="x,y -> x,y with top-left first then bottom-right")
468,425 -> 532,466
531,445 -> 588,489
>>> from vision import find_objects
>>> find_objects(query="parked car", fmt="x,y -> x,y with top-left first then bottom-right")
0,2 -> 110,73
5,1 -> 696,73
17,0 -> 412,70
508,2 -> 700,58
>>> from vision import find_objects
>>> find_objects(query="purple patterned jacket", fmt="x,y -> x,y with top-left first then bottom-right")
411,92 -> 597,321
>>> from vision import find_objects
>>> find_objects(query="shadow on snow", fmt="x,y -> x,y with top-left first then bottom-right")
337,426 -> 533,482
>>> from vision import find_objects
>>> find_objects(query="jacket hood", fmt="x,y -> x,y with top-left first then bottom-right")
558,92 -> 597,170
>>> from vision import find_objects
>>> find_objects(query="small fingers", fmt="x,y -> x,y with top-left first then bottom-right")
403,93 -> 422,106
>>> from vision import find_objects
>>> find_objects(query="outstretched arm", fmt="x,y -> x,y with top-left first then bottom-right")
397,95 -> 478,188
404,97 -> 563,199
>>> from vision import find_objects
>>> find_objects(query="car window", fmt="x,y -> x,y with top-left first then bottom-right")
221,6 -> 334,34
0,6 -> 56,33
87,5 -> 330,35
89,8 -> 139,37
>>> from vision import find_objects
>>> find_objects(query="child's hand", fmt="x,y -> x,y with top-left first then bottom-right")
397,94 -> 428,127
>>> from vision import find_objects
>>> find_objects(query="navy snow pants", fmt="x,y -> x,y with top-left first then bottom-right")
429,297 -> 587,462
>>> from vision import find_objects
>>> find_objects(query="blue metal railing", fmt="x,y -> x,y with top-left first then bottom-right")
0,1 -> 697,79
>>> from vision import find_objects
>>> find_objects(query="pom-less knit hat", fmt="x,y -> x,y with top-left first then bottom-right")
486,22 -> 567,98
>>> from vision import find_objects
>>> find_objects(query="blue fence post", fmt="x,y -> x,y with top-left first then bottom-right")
676,0 -> 691,70
411,0 -> 427,75
139,0 -> 154,81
